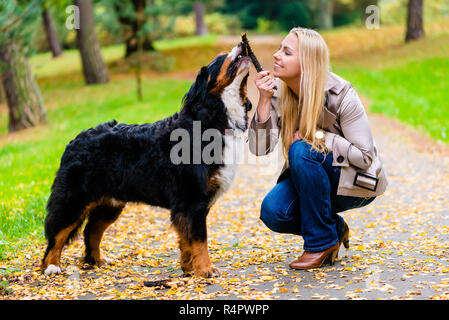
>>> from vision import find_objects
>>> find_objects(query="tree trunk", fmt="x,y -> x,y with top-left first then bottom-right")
42,9 -> 62,58
135,0 -> 143,101
124,32 -> 154,58
74,0 -> 109,84
193,2 -> 208,36
0,75 -> 5,104
317,0 -> 333,30
406,0 -> 424,42
115,0 -> 155,58
0,41 -> 46,132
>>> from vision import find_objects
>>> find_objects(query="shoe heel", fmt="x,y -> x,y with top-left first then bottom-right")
323,248 -> 339,266
343,237 -> 350,249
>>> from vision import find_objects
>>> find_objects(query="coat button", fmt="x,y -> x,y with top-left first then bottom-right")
337,155 -> 344,163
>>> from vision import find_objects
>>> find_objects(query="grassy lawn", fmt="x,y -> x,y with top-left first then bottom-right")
334,56 -> 449,143
332,32 -> 449,144
1,23 -> 449,261
0,35 -> 222,260
0,74 -> 191,260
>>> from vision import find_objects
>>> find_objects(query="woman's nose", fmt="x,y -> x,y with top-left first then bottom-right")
273,51 -> 281,60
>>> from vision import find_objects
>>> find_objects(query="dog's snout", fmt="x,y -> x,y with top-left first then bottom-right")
229,44 -> 242,61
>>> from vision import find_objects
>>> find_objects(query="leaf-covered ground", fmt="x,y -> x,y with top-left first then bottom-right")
1,35 -> 449,300
1,109 -> 448,300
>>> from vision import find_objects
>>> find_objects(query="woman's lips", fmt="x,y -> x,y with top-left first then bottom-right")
274,62 -> 282,68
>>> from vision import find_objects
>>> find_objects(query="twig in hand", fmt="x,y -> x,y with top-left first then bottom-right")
241,33 -> 277,90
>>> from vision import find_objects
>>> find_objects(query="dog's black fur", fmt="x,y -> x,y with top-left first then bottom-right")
42,45 -> 252,277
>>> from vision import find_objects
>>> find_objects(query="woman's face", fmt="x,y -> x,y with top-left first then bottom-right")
273,32 -> 300,80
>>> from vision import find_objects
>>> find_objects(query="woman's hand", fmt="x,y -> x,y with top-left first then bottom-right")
292,130 -> 303,143
255,70 -> 275,100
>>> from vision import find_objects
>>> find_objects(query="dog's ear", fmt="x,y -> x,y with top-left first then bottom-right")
182,67 -> 209,107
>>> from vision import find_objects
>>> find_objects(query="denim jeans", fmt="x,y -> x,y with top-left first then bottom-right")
260,139 -> 375,252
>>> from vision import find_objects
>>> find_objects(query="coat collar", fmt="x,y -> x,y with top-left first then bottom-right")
325,71 -> 346,95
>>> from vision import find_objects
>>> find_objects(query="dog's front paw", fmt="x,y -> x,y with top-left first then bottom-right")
194,264 -> 221,278
82,255 -> 112,268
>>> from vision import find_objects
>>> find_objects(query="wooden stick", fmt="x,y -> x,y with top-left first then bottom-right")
241,33 -> 277,90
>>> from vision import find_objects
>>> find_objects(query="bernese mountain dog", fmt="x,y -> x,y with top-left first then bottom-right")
41,43 -> 252,278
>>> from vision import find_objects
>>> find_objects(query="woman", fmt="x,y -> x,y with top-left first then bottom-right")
248,27 -> 388,269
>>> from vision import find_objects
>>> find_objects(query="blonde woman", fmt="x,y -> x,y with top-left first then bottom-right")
249,27 -> 388,269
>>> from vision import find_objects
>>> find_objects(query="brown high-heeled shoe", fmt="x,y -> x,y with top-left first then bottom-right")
289,242 -> 340,270
340,222 -> 350,249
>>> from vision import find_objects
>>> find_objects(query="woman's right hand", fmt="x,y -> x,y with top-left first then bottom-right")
255,70 -> 275,100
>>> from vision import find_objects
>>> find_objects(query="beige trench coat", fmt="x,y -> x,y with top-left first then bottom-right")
248,71 -> 388,198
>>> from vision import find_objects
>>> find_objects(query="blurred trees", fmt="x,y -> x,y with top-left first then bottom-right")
41,1 -> 62,58
0,0 -> 46,132
193,1 -> 208,35
111,0 -> 155,58
317,0 -> 333,29
406,0 -> 424,41
74,0 -> 109,84
220,0 -> 371,31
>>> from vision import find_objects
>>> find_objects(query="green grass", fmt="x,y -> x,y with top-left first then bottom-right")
154,34 -> 219,51
30,34 -> 219,78
1,26 -> 449,261
332,33 -> 449,144
334,56 -> 449,143
0,74 -> 191,260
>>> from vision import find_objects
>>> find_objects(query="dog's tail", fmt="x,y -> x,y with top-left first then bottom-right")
43,164 -> 90,260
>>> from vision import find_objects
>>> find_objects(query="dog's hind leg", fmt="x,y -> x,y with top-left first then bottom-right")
42,208 -> 87,276
83,198 -> 124,267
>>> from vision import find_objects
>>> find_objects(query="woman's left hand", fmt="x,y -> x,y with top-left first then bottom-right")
293,130 -> 303,142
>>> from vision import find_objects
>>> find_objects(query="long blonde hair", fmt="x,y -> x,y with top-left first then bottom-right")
279,27 -> 330,166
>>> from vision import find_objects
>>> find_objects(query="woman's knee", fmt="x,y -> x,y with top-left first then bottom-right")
260,195 -> 300,234
288,140 -> 311,167
260,196 -> 277,230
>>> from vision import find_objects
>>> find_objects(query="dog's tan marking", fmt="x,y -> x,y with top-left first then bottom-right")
83,196 -> 125,216
42,216 -> 85,271
191,240 -> 218,277
84,216 -> 121,266
178,236 -> 193,273
210,57 -> 233,95
83,197 -> 124,265
207,173 -> 221,192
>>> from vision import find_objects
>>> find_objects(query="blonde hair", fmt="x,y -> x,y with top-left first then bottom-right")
279,27 -> 330,166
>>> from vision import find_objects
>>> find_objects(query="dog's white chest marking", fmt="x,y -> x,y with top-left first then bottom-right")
208,134 -> 239,207
221,76 -> 246,130
209,67 -> 248,208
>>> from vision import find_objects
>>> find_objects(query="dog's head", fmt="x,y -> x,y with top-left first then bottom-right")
182,43 -> 252,131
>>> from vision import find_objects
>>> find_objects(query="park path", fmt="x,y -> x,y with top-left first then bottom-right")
2,36 -> 449,300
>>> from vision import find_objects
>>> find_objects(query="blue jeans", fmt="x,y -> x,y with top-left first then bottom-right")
260,139 -> 375,252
